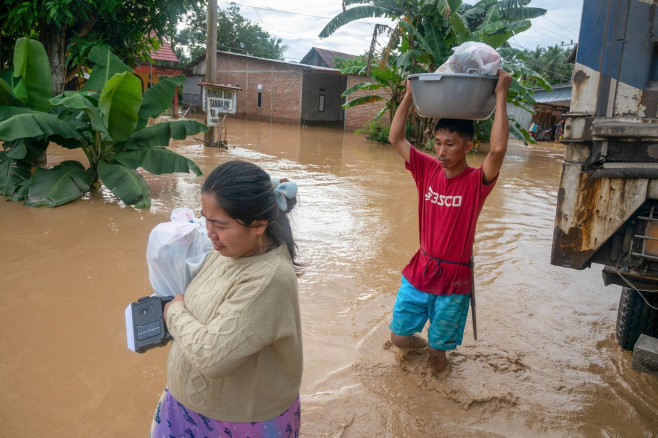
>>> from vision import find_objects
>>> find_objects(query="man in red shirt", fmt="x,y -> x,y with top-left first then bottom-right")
388,69 -> 512,373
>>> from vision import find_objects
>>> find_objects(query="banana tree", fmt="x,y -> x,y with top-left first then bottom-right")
323,0 -> 550,145
0,38 -> 208,209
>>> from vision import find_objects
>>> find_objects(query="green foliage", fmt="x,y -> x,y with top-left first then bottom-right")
323,0 -> 550,146
0,38 -> 208,209
24,161 -> 96,207
0,0 -> 200,93
520,45 -> 574,85
334,54 -> 369,70
11,38 -> 52,112
173,2 -> 286,64
355,120 -> 391,144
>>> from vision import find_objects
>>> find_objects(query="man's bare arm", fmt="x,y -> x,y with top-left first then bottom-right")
388,80 -> 414,163
482,69 -> 513,185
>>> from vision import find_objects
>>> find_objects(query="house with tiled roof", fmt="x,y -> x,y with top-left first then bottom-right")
299,47 -> 357,69
134,34 -> 183,92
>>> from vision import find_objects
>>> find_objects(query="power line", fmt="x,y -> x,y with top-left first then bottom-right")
540,15 -> 580,39
248,1 -> 265,27
529,21 -> 579,46
219,0 -> 383,28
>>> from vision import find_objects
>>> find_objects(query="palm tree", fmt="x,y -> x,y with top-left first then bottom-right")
539,45 -> 571,84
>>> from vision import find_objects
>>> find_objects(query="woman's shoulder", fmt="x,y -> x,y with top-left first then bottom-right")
235,245 -> 296,284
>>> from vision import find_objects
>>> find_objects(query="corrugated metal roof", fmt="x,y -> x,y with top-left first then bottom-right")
533,85 -> 572,104
300,47 -> 357,69
188,51 -> 342,74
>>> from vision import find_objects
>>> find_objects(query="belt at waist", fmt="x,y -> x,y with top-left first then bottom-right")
420,247 -> 473,277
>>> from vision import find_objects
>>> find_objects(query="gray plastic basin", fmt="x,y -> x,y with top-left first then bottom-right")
408,73 -> 497,120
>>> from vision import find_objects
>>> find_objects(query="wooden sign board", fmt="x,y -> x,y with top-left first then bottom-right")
206,87 -> 236,126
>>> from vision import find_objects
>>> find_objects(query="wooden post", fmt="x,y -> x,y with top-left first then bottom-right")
204,0 -> 218,146
173,85 -> 179,119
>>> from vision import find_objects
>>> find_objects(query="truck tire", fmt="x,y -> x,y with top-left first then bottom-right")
616,287 -> 658,351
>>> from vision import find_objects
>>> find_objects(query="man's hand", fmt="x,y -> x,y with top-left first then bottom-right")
495,69 -> 512,97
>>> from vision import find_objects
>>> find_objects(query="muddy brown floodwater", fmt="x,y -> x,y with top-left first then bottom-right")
1,118 -> 657,437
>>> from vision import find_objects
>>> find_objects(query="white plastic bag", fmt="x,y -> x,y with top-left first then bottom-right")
436,42 -> 501,76
146,208 -> 212,297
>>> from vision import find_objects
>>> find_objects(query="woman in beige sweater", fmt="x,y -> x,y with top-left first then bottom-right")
150,160 -> 303,438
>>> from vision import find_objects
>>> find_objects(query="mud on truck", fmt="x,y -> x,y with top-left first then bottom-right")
551,0 -> 658,373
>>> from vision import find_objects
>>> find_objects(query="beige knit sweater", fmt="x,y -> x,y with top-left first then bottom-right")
165,244 -> 303,422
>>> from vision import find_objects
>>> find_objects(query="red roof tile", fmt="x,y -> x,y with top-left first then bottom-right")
148,31 -> 179,63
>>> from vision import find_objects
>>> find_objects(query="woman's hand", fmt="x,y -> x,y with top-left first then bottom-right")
164,294 -> 184,320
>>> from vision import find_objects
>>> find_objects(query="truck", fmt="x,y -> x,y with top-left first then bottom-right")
550,0 -> 658,373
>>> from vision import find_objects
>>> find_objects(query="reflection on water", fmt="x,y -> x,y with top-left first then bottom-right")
0,119 -> 656,437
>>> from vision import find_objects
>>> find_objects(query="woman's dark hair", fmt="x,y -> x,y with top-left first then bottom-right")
202,160 -> 303,274
434,118 -> 475,142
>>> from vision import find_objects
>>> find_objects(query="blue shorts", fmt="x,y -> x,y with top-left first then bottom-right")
389,276 -> 471,350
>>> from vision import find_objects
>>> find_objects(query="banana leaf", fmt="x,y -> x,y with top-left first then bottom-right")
338,65 -> 368,76
137,75 -> 187,129
9,178 -> 31,201
12,38 -> 52,112
342,81 -> 384,98
319,5 -> 397,38
342,95 -> 386,109
124,120 -> 208,148
99,72 -> 142,142
0,105 -> 44,120
3,137 -> 48,161
0,78 -> 21,107
51,92 -> 107,134
82,45 -> 134,92
509,117 -> 534,144
114,148 -> 202,176
97,160 -> 151,209
500,7 -> 546,20
0,152 -> 32,196
24,161 -> 95,207
0,113 -> 82,142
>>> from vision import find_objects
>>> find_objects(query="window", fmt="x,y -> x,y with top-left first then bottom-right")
318,94 -> 325,112
257,91 -> 262,108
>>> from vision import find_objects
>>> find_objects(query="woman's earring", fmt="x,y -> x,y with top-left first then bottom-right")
257,234 -> 262,254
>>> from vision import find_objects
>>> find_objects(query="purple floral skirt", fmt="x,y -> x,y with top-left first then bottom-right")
149,388 -> 301,438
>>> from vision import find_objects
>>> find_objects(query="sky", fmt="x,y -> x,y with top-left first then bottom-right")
216,0 -> 583,63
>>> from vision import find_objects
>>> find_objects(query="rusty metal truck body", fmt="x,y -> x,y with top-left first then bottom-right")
551,0 -> 658,369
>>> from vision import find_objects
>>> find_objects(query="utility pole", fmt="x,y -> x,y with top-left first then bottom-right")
204,0 -> 218,146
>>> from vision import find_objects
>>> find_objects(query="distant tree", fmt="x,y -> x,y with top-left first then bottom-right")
0,0 -> 201,95
521,45 -> 572,85
173,2 -> 286,64
333,54 -> 370,70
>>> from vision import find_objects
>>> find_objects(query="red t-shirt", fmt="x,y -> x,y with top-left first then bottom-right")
402,147 -> 497,295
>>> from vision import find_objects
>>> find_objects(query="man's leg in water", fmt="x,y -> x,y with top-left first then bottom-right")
427,293 -> 471,373
428,347 -> 447,373
390,277 -> 430,351
391,332 -> 427,349
392,333 -> 447,373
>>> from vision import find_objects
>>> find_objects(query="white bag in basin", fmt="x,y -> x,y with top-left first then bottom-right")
146,208 -> 212,297
436,42 -> 501,76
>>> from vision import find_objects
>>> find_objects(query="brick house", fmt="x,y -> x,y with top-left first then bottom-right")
184,50 -> 388,132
